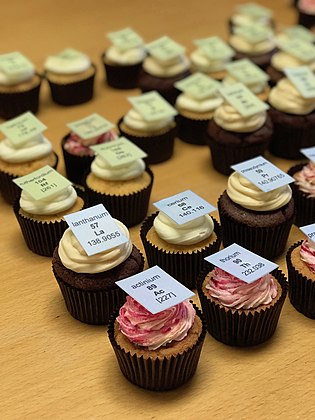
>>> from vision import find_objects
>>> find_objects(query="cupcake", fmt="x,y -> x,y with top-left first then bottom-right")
268,74 -> 315,160
108,297 -> 206,391
0,112 -> 58,204
223,58 -> 271,101
13,169 -> 87,257
275,24 -> 315,45
83,140 -> 153,227
287,161 -> 315,226
228,2 -> 274,34
190,36 -> 235,81
140,210 -> 222,289
218,171 -> 295,259
298,0 -> 315,29
52,220 -> 144,324
197,265 -> 287,346
118,91 -> 177,164
286,238 -> 315,318
175,72 -> 223,145
138,36 -> 191,105
102,27 -> 146,89
228,25 -> 277,70
62,114 -> 118,185
44,48 -> 96,106
206,83 -> 272,176
0,52 -> 41,120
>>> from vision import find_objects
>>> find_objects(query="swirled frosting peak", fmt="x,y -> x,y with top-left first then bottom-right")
293,162 -> 315,198
154,211 -> 214,245
190,48 -> 231,73
91,155 -> 145,181
123,108 -> 173,132
64,130 -> 118,157
117,296 -> 196,350
44,50 -> 91,74
0,134 -> 52,163
58,220 -> 133,273
176,92 -> 223,113
300,239 -> 315,274
20,185 -> 77,215
143,53 -> 190,78
205,267 -> 278,309
269,78 -> 315,115
106,45 -> 145,65
227,171 -> 292,211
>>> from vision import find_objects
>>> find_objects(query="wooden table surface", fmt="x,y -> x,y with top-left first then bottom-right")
1,1 -> 314,419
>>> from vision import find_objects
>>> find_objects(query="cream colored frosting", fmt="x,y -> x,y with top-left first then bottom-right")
271,51 -> 315,72
213,103 -> 266,133
0,66 -> 35,86
106,45 -> 145,65
0,134 -> 52,163
143,54 -> 190,77
268,78 -> 315,115
123,108 -> 173,132
58,220 -> 133,273
44,53 -> 91,74
176,92 -> 223,113
229,34 -> 275,55
154,211 -> 214,245
227,171 -> 292,211
91,155 -> 145,181
231,14 -> 271,29
190,49 -> 230,72
223,74 -> 267,95
19,185 -> 77,215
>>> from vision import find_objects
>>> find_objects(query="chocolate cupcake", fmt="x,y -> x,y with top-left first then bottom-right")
52,221 -> 144,325
298,0 -> 315,29
286,239 -> 315,319
108,297 -> 206,391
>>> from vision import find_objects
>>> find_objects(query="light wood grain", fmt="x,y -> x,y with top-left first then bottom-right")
1,1 -> 314,419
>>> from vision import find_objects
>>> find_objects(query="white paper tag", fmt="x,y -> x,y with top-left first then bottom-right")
300,223 -> 315,245
231,156 -> 294,192
153,190 -> 216,225
67,113 -> 115,140
300,146 -> 315,162
204,243 -> 278,283
63,204 -> 128,256
116,265 -> 195,314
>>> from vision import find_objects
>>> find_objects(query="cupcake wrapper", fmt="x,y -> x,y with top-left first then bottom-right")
197,267 -> 288,346
298,11 -> 315,29
140,212 -> 222,289
46,65 -> 96,106
102,53 -> 142,89
287,163 -> 315,227
0,76 -> 41,120
286,241 -> 315,319
176,115 -> 209,145
83,167 -> 154,228
107,304 -> 206,391
0,152 -> 59,205
218,194 -> 295,260
118,117 -> 177,164
13,187 -> 87,257
61,134 -> 94,185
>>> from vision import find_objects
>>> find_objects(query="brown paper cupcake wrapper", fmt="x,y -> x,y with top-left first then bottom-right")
61,134 -> 94,185
140,212 -> 222,289
287,163 -> 315,227
176,114 -> 209,145
218,194 -> 295,260
118,117 -> 177,164
286,241 -> 315,319
83,167 -> 153,228
45,65 -> 96,106
197,267 -> 288,346
0,152 -> 59,205
0,76 -> 41,120
13,187 -> 87,257
298,11 -> 315,29
107,304 -> 206,391
102,52 -> 143,89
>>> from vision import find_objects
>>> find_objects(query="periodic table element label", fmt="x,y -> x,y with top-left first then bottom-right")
107,27 -> 143,50
300,223 -> 315,245
282,25 -> 315,43
128,91 -> 178,122
284,67 -> 315,99
153,189 -> 216,225
116,265 -> 195,314
233,25 -> 273,44
194,36 -> 235,60
225,58 -> 269,85
0,111 -> 47,146
237,3 -> 273,19
146,36 -> 185,61
300,146 -> 315,162
231,155 -> 294,192
219,83 -> 269,117
174,72 -> 221,100
276,38 -> 315,62
67,113 -> 115,139
56,48 -> 87,60
63,204 -> 129,256
205,243 -> 278,283
0,51 -> 34,75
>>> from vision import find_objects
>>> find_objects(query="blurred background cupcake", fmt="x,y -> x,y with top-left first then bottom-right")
228,2 -> 274,34
297,0 -> 315,29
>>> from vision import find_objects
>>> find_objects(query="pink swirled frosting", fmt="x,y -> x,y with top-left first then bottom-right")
117,296 -> 196,350
300,239 -> 315,274
205,267 -> 278,309
293,162 -> 315,198
64,130 -> 118,156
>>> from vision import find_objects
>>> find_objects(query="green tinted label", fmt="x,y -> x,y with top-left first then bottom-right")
0,52 -> 34,75
277,39 -> 315,62
284,67 -> 315,99
128,91 -> 178,121
0,112 -> 47,146
67,114 -> 115,139
237,3 -> 272,18
57,48 -> 85,59
219,83 -> 269,117
225,58 -> 269,84
282,25 -> 315,43
146,36 -> 185,61
194,36 -> 235,60
107,27 -> 143,50
234,25 -> 272,43
175,72 -> 220,99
